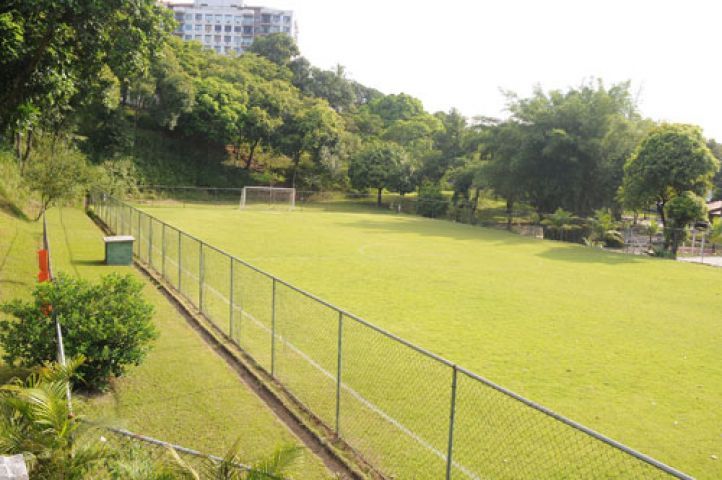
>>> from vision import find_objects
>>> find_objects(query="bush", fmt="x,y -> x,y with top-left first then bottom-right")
603,230 -> 625,248
0,273 -> 156,391
417,182 -> 448,218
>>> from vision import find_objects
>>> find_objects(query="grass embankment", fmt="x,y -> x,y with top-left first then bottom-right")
139,202 -> 722,479
0,207 -> 330,478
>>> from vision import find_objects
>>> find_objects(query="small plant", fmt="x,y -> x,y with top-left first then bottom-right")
0,273 -> 157,391
0,358 -> 110,478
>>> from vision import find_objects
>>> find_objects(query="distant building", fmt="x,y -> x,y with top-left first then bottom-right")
162,0 -> 296,56
707,200 -> 722,220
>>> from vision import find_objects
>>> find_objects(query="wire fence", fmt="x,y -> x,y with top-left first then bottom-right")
89,191 -> 693,479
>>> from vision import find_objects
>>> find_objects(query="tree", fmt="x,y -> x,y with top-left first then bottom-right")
621,124 -> 719,227
247,33 -> 299,66
492,80 -> 645,215
276,98 -> 342,188
0,0 -> 171,132
24,138 -> 93,220
0,273 -> 157,391
663,191 -> 708,254
348,142 -> 405,206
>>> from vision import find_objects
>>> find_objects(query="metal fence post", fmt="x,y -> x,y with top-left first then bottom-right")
199,242 -> 205,312
161,223 -> 166,278
137,211 -> 141,257
229,257 -> 234,339
445,366 -> 458,480
148,218 -> 153,266
335,311 -> 343,435
271,277 -> 277,376
178,233 -> 182,292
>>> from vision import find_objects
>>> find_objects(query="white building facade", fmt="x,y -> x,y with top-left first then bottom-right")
165,0 -> 296,56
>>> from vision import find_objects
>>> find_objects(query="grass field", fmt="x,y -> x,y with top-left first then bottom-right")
0,207 -> 330,478
133,201 -> 722,479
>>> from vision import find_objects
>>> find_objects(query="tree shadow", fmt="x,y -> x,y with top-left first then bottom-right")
535,245 -> 644,265
0,198 -> 29,221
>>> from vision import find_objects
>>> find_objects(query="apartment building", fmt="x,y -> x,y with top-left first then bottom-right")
164,0 -> 296,56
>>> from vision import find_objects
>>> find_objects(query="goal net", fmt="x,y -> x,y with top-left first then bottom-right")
239,186 -> 296,210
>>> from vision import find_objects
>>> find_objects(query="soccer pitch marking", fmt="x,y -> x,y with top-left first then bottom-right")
159,251 -> 480,479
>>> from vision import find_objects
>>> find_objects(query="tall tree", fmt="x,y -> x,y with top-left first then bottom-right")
247,33 -> 299,66
348,142 -> 406,206
621,123 -> 719,226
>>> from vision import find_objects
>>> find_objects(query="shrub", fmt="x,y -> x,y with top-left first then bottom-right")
0,273 -> 156,391
417,182 -> 448,218
603,230 -> 625,248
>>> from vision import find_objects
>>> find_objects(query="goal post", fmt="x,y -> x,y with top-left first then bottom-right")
239,186 -> 296,210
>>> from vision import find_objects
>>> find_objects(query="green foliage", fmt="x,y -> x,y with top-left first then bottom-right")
485,80 -> 648,216
24,138 -> 93,220
348,142 -> 407,205
0,358 -> 109,478
622,124 -> 719,225
0,273 -> 157,391
0,0 -> 172,132
663,191 -> 708,254
0,147 -> 30,217
417,181 -> 448,218
247,33 -> 299,66
95,156 -> 144,197
710,218 -> 722,244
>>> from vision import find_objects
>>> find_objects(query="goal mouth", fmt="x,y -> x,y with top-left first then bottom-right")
240,186 -> 296,210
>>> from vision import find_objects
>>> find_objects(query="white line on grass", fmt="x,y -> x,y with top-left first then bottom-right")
151,243 -> 479,479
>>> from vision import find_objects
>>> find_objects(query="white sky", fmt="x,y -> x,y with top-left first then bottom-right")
266,0 -> 722,139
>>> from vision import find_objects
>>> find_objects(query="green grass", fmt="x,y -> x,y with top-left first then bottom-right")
0,207 -> 330,479
133,201 -> 722,479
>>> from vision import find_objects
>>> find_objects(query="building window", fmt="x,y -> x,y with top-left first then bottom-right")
184,34 -> 193,40
214,14 -> 222,22
224,35 -> 232,43
205,24 -> 212,32
270,25 -> 280,33
184,24 -> 192,31
205,14 -> 213,21
234,15 -> 242,23
234,25 -> 242,32
261,25 -> 270,33
283,26 -> 290,33
234,36 -> 242,45
273,15 -> 281,22
242,15 -> 254,25
194,34 -> 202,40
224,25 -> 231,32
243,26 -> 253,34
195,24 -> 202,31
283,15 -> 291,23
205,34 -> 212,42
214,45 -> 221,52
262,14 -> 271,23
214,34 -> 221,42
214,24 -> 221,32
185,13 -> 193,21
225,14 -> 233,23
241,37 -> 253,46
195,13 -> 203,21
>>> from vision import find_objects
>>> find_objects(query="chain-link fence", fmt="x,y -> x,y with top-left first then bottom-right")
101,426 -> 250,476
90,191 -> 693,479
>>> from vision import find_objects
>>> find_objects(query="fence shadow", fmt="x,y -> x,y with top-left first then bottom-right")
536,245 -> 644,265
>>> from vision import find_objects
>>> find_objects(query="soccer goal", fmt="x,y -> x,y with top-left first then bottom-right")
239,186 -> 296,210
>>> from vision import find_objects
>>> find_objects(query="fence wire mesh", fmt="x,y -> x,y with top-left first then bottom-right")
89,192 -> 693,480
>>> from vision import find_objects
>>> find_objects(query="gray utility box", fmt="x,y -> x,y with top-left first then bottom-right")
104,236 -> 134,265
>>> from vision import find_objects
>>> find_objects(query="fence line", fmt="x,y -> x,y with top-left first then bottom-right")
90,191 -> 693,479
